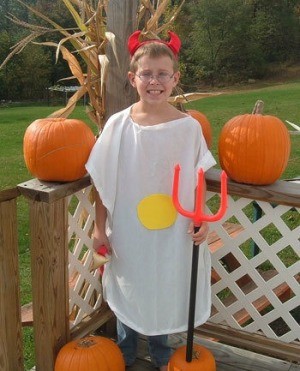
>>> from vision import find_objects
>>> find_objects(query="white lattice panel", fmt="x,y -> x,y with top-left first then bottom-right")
67,185 -> 102,327
207,192 -> 300,343
66,185 -> 300,343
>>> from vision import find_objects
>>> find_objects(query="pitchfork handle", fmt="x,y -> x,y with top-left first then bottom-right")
186,225 -> 200,362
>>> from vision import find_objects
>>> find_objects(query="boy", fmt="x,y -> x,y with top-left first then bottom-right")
86,31 -> 216,370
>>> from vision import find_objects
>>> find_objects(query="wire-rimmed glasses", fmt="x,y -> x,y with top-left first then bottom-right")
135,72 -> 175,84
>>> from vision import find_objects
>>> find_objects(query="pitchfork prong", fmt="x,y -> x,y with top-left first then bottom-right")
172,165 -> 228,226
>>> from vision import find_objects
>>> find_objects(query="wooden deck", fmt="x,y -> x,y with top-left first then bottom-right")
127,332 -> 300,370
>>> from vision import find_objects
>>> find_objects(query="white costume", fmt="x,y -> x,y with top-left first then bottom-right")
86,106 -> 216,336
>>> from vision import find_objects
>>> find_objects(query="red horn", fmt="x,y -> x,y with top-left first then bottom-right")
127,30 -> 181,58
128,30 -> 142,56
167,31 -> 181,56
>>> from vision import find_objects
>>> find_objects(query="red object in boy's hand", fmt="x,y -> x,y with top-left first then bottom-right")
96,245 -> 109,276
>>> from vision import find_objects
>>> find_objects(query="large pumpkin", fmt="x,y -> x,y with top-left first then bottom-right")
23,118 -> 95,182
55,336 -> 125,371
187,109 -> 213,149
218,100 -> 291,185
168,344 -> 216,370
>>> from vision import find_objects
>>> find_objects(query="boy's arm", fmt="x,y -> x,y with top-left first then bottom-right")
93,191 -> 111,252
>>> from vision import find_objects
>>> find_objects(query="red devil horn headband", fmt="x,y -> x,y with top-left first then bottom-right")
128,30 -> 181,58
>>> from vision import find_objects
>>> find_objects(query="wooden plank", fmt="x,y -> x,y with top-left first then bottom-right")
17,167 -> 300,206
126,359 -> 155,370
70,304 -> 115,340
21,302 -> 33,326
18,175 -> 91,203
196,322 -> 300,363
0,198 -> 24,370
207,222 -> 244,248
0,187 -> 20,202
21,301 -> 114,337
206,168 -> 300,207
29,198 -> 70,370
191,335 -> 292,371
127,333 -> 293,371
289,365 -> 300,371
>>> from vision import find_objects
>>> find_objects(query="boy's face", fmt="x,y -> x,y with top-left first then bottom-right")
128,55 -> 180,106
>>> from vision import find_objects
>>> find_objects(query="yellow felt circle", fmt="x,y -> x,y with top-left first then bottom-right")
137,194 -> 177,230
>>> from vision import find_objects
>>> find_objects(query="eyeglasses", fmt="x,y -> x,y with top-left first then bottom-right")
135,72 -> 175,84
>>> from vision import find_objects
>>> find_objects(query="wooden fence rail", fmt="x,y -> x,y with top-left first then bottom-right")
0,170 -> 299,370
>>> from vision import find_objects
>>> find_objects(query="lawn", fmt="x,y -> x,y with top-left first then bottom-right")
186,81 -> 300,179
0,81 -> 299,369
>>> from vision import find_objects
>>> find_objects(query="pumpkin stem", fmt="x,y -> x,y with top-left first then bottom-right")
252,100 -> 264,114
78,337 -> 96,348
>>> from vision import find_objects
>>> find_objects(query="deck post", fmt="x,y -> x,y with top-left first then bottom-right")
0,189 -> 24,371
28,198 -> 69,370
105,0 -> 139,119
18,178 -> 74,371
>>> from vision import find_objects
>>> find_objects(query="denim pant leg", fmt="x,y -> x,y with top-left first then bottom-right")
117,319 -> 138,366
148,334 -> 171,368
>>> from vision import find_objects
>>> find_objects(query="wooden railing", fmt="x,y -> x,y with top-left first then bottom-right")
0,170 -> 299,370
0,188 -> 23,370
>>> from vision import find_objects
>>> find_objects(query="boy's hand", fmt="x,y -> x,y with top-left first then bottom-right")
93,234 -> 112,255
187,221 -> 209,246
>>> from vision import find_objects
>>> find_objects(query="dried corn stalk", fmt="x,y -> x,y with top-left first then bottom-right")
137,0 -> 185,39
1,0 -> 115,131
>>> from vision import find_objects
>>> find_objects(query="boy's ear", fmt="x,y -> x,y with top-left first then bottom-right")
128,71 -> 136,87
173,71 -> 180,87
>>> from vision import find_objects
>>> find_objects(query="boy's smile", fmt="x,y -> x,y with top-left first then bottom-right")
147,88 -> 164,95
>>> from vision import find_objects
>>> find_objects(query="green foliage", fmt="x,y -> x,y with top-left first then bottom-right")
177,0 -> 300,87
0,0 -> 75,101
1,43 -> 52,100
250,1 -> 300,63
1,0 -> 300,100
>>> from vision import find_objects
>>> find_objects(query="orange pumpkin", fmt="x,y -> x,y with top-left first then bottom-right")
218,100 -> 291,185
187,109 -> 213,149
23,118 -> 95,182
168,344 -> 216,370
55,336 -> 125,371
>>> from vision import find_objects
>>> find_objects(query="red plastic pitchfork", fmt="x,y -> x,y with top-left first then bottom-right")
172,165 -> 228,362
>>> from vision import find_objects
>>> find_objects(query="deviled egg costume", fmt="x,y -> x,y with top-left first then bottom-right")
86,31 -> 216,336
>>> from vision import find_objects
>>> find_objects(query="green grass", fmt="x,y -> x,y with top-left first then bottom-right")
186,81 -> 300,179
0,105 -> 97,370
0,82 -> 299,369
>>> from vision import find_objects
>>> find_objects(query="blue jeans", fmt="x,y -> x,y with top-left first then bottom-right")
117,319 -> 171,368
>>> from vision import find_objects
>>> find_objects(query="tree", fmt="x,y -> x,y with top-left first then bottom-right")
179,0 -> 254,86
0,0 -> 75,101
176,0 -> 300,87
1,43 -> 51,100
250,0 -> 300,63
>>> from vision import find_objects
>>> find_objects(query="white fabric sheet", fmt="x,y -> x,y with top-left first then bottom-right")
86,106 -> 216,335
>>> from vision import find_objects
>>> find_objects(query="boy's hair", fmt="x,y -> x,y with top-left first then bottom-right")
129,42 -> 179,73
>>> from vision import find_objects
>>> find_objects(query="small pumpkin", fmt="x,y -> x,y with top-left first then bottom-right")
55,336 -> 125,371
218,100 -> 291,185
187,109 -> 213,149
168,344 -> 216,370
23,118 -> 95,182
